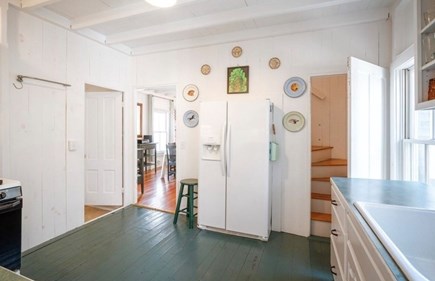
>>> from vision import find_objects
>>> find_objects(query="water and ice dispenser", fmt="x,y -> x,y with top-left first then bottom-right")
201,126 -> 222,161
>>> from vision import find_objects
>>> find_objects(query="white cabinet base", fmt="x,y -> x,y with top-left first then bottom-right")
331,183 -> 395,281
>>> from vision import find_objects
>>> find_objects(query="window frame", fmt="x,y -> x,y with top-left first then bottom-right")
390,47 -> 415,180
391,46 -> 435,184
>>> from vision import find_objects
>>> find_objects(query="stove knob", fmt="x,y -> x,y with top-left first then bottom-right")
0,192 -> 6,199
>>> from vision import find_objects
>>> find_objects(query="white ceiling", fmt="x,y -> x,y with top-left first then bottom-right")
11,0 -> 397,56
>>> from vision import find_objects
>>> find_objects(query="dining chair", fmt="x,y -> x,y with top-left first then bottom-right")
166,143 -> 176,181
137,148 -> 145,193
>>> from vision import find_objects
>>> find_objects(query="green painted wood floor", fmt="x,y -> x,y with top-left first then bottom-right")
21,206 -> 332,281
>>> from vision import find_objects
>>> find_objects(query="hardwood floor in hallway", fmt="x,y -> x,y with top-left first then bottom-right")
84,206 -> 110,222
136,167 -> 176,213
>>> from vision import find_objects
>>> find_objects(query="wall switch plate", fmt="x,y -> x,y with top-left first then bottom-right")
68,140 -> 77,151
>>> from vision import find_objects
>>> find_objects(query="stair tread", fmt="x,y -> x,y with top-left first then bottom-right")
312,158 -> 347,166
311,212 -> 332,222
311,146 -> 333,152
311,193 -> 332,201
312,177 -> 330,182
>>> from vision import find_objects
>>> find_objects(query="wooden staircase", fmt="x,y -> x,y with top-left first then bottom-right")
310,146 -> 347,237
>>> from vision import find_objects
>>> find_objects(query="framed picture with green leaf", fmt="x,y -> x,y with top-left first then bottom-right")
227,66 -> 249,94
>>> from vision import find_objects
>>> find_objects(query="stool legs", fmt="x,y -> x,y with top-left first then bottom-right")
173,182 -> 197,229
188,184 -> 194,228
173,183 -> 185,225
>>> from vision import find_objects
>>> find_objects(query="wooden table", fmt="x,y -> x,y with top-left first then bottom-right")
138,142 -> 157,173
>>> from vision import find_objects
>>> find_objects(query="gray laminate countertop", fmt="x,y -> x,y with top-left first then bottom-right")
331,177 -> 435,281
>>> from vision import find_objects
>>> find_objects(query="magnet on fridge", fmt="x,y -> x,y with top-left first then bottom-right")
269,142 -> 278,161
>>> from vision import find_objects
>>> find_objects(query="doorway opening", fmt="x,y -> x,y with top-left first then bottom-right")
310,74 -> 348,237
84,84 -> 124,222
136,85 -> 176,213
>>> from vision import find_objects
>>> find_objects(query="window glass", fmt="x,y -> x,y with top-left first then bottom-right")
403,142 -> 426,182
428,146 -> 435,186
153,110 -> 169,152
413,110 -> 433,140
393,57 -> 435,185
153,111 -> 167,132
153,132 -> 167,152
400,66 -> 435,184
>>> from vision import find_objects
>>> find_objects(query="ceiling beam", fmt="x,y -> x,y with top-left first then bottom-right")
131,7 -> 389,56
70,0 -> 204,30
25,7 -> 132,55
29,6 -> 71,27
106,0 -> 360,45
20,0 -> 63,9
71,2 -> 156,30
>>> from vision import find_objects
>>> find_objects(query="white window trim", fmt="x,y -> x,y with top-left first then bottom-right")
403,139 -> 435,145
391,45 -> 435,184
390,45 -> 415,180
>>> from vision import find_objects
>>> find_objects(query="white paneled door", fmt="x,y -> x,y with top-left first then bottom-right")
348,57 -> 388,179
85,92 -> 123,206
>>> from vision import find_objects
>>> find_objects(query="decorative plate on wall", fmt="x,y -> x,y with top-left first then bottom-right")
283,77 -> 306,98
282,111 -> 305,132
183,110 -> 199,128
269,57 -> 281,69
201,64 -> 211,75
183,84 -> 199,102
231,46 -> 243,58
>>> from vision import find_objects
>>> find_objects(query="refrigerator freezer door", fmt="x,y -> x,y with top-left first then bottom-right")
198,101 -> 227,229
226,100 -> 271,238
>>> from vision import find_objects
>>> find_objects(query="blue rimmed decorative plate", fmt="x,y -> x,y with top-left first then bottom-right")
283,77 -> 306,98
183,110 -> 199,128
282,111 -> 305,132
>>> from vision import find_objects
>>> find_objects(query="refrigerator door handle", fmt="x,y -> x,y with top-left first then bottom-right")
226,124 -> 231,177
220,123 -> 226,176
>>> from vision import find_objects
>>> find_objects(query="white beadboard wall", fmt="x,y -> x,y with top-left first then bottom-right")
0,3 -> 403,248
135,20 -> 392,237
311,74 -> 348,159
391,0 -> 416,60
3,8 -> 135,251
0,2 -> 9,176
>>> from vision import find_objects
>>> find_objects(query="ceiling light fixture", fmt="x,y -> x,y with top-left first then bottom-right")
145,0 -> 177,8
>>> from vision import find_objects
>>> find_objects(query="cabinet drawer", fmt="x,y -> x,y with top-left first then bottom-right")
331,207 -> 346,270
331,240 -> 344,281
331,184 -> 346,229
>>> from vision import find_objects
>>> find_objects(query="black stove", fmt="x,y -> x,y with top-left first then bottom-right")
0,178 -> 22,272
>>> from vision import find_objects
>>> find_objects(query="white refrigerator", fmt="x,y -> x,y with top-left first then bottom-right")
198,100 -> 272,241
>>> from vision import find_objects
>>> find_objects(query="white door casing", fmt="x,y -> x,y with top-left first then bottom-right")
85,92 -> 123,206
348,57 -> 388,179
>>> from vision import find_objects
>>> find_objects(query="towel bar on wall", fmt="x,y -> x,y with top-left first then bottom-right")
13,75 -> 71,89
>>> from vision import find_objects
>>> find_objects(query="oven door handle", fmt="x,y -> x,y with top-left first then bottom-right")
0,200 -> 21,211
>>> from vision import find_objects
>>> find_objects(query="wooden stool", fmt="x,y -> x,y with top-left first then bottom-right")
173,178 -> 198,228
